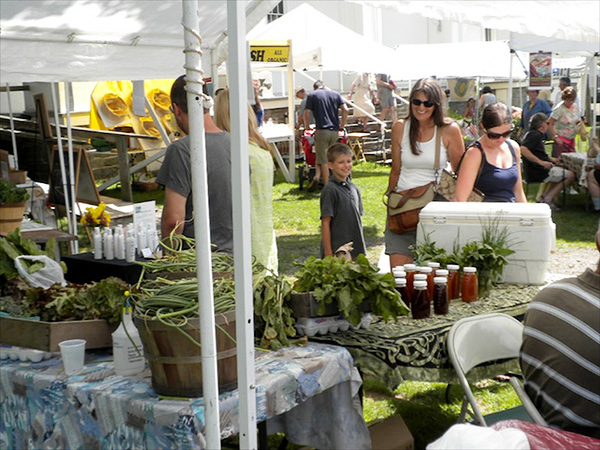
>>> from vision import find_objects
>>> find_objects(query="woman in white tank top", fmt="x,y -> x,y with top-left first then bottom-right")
385,78 -> 465,268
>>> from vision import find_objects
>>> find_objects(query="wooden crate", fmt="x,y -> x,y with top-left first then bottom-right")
0,317 -> 114,352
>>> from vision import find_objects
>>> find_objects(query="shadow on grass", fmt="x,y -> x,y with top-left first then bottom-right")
276,233 -> 321,276
525,186 -> 596,244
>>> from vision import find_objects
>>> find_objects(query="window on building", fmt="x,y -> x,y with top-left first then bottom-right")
267,1 -> 285,23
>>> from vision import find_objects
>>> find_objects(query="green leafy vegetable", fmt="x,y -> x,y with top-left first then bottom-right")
293,254 -> 409,325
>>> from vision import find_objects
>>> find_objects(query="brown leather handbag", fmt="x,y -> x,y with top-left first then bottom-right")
384,128 -> 440,234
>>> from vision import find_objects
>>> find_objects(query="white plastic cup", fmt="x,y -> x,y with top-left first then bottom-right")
59,339 -> 86,375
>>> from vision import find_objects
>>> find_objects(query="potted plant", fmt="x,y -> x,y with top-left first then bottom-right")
0,179 -> 30,233
459,218 -> 516,298
291,254 -> 409,326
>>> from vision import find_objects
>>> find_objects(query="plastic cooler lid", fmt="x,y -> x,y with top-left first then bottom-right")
419,202 -> 552,223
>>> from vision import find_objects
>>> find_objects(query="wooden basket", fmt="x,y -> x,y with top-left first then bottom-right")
0,202 -> 25,233
133,310 -> 237,397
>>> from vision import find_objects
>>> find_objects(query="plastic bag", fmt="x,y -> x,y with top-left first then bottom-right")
14,255 -> 66,289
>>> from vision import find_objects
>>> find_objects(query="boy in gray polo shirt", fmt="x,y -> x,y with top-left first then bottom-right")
320,144 -> 366,260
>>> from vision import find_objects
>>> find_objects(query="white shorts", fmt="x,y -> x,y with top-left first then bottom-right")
543,166 -> 567,183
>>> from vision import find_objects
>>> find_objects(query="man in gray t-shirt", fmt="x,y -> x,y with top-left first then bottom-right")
156,76 -> 233,252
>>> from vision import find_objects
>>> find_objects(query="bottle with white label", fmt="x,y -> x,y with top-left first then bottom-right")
114,226 -> 125,260
93,227 -> 103,260
104,228 -> 114,260
111,305 -> 145,376
125,230 -> 136,263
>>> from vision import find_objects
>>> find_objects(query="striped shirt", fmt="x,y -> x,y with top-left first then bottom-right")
520,268 -> 600,439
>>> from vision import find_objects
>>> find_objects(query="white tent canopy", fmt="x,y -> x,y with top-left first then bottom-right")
354,1 -> 600,48
247,3 -> 411,77
0,0 -> 279,83
394,40 -> 527,79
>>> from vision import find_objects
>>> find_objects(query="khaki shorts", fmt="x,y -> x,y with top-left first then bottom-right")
543,166 -> 568,183
314,129 -> 339,165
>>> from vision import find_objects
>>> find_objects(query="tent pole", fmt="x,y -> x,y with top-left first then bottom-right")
592,54 -> 598,140
287,39 -> 295,181
64,82 -> 78,254
182,1 -> 221,448
5,84 -> 19,169
50,82 -> 74,238
508,50 -> 514,112
227,2 -> 257,448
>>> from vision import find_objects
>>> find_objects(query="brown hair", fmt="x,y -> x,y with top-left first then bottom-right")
407,77 -> 451,155
481,102 -> 511,130
327,143 -> 353,162
170,75 -> 211,114
561,86 -> 576,101
214,88 -> 271,151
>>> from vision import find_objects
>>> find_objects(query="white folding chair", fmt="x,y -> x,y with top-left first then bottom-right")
447,313 -> 546,427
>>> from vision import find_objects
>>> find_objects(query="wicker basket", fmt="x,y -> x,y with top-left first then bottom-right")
0,202 -> 25,233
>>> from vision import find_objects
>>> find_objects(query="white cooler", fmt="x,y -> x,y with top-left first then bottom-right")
417,202 -> 556,285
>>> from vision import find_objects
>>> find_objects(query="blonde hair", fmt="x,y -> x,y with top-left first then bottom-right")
214,88 -> 271,151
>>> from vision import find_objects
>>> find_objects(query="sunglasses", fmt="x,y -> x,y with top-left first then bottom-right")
485,127 -> 514,139
411,98 -> 435,108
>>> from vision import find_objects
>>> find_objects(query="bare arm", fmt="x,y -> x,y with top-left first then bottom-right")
340,103 -> 349,129
387,120 -> 405,193
453,146 -> 483,201
161,187 -> 187,239
548,117 -> 560,141
303,109 -> 311,129
511,140 -> 528,203
321,216 -> 333,256
376,75 -> 392,89
520,145 -> 553,170
443,122 -> 465,172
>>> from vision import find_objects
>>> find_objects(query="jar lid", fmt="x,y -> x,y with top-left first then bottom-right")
395,278 -> 407,286
463,266 -> 477,273
414,274 -> 427,281
447,264 -> 460,270
404,263 -> 416,270
417,266 -> 433,273
434,277 -> 448,283
436,269 -> 449,276
427,262 -> 440,269
413,280 -> 427,288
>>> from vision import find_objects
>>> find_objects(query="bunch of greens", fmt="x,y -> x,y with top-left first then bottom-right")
411,229 -> 460,266
293,254 -> 408,326
0,179 -> 29,204
19,277 -> 127,323
1,229 -> 66,289
253,273 -> 303,350
459,216 -> 516,297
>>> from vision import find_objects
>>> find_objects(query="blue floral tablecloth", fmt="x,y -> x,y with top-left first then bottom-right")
0,343 -> 370,449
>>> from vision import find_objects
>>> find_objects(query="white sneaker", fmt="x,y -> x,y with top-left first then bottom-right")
569,187 -> 578,195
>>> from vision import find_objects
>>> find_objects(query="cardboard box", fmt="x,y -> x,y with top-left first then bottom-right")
0,316 -> 114,352
369,416 -> 414,450
417,202 -> 555,285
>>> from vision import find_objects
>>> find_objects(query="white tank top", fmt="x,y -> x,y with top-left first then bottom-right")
396,120 -> 449,191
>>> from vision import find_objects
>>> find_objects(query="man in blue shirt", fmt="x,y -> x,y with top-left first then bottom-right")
304,80 -> 348,191
519,89 -> 551,136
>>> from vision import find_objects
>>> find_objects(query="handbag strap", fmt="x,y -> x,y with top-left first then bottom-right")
455,140 -> 485,184
434,126 -> 441,172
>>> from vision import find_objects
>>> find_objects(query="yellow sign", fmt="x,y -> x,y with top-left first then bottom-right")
250,45 -> 290,63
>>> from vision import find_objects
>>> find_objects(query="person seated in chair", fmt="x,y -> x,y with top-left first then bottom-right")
520,224 -> 600,439
520,113 -> 576,211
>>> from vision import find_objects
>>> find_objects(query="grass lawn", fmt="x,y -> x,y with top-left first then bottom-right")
99,159 -> 595,450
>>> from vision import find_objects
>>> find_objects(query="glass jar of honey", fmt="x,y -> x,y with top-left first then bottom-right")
447,264 -> 461,300
461,267 -> 478,303
411,280 -> 430,319
433,276 -> 449,315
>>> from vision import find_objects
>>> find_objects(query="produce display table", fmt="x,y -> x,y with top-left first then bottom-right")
0,343 -> 370,449
311,283 -> 544,390
61,252 -> 146,284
